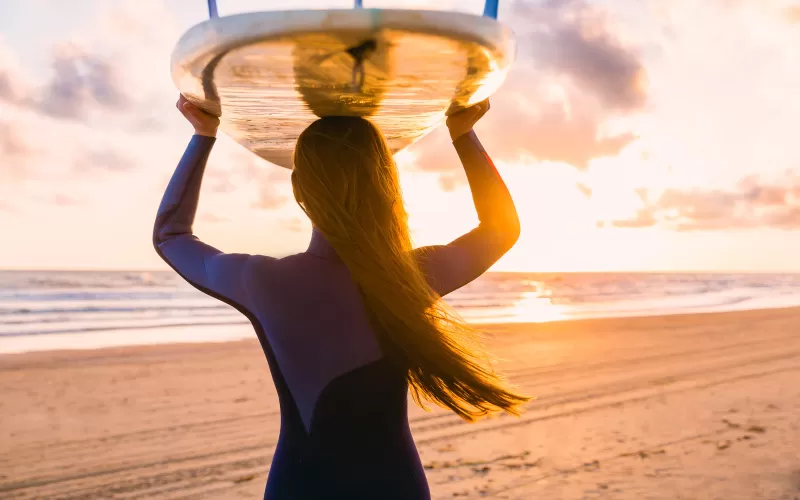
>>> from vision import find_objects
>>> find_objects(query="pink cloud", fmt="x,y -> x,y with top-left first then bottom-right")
198,212 -> 229,223
252,168 -> 292,210
438,173 -> 461,192
409,0 -> 645,180
609,172 -> 800,230
0,37 -> 27,104
0,200 -> 15,212
576,183 -> 592,198
282,217 -> 308,233
49,193 -> 81,207
517,0 -> 647,111
36,44 -> 131,120
785,6 -> 800,23
611,209 -> 656,228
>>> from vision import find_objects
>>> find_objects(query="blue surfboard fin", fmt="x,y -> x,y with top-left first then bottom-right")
207,0 -> 218,18
483,0 -> 499,18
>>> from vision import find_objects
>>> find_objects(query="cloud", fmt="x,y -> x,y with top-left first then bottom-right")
517,0 -> 647,111
785,6 -> 800,23
764,206 -> 800,228
0,121 -> 31,156
0,120 -> 37,181
74,149 -> 136,174
206,146 -> 263,193
608,172 -> 800,230
203,145 -> 294,210
198,212 -> 229,223
408,0 -> 645,179
1,0 -> 180,129
208,174 -> 238,194
37,44 -> 130,120
1,114 -> 139,184
576,183 -> 592,198
488,83 -> 637,169
2,40 -> 133,122
252,168 -> 292,210
254,185 -> 289,210
0,0 -> 182,192
49,193 -> 81,207
0,35 -> 30,104
437,172 -> 465,192
610,209 -> 656,228
281,217 -> 309,233
411,77 -> 639,174
0,71 -> 17,103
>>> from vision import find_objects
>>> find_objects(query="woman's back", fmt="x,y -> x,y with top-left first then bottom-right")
248,237 -> 385,433
245,232 -> 489,498
249,235 -> 427,499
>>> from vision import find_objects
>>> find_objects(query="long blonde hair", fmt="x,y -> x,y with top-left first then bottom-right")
291,117 -> 528,420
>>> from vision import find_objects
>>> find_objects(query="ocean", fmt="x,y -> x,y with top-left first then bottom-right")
2,270 -> 800,354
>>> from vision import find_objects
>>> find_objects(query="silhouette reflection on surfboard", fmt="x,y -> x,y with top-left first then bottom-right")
170,2 -> 514,168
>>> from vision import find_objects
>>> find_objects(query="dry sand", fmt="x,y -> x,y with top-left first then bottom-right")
1,308 -> 799,499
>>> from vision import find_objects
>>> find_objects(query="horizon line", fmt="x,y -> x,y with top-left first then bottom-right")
2,268 -> 799,275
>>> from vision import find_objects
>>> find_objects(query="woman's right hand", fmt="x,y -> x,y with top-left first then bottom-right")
446,99 -> 490,142
177,95 -> 219,137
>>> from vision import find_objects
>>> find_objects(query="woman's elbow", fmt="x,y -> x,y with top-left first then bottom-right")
152,225 -> 166,254
491,214 -> 520,251
504,206 -> 521,244
152,218 -> 180,251
503,220 -> 521,250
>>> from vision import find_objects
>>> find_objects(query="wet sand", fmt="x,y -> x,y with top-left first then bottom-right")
2,307 -> 799,499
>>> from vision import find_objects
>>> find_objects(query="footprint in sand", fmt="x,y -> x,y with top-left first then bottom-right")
583,460 -> 601,471
472,466 -> 491,475
721,418 -> 741,429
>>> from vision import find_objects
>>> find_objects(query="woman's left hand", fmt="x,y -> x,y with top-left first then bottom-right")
446,99 -> 490,141
177,94 -> 219,137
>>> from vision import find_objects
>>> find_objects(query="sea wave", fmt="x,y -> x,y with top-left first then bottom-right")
0,271 -> 175,290
0,303 -> 233,317
2,270 -> 800,353
0,319 -> 249,338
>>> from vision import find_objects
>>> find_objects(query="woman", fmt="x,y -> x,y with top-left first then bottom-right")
154,94 -> 528,499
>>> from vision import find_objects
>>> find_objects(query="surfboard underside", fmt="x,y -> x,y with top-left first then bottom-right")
171,10 -> 515,169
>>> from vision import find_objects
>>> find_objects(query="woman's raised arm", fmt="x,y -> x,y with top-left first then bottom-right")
153,96 -> 262,311
414,101 -> 520,297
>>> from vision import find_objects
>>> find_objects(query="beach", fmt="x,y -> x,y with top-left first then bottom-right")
2,307 -> 799,499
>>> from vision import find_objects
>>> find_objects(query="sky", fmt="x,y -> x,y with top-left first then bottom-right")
1,0 -> 799,272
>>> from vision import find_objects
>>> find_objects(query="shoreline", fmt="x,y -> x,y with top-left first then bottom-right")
2,305 -> 800,358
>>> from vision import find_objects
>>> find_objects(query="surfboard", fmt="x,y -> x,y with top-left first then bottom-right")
171,9 -> 516,169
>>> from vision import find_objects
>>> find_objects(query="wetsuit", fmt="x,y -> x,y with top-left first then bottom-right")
153,131 -> 519,500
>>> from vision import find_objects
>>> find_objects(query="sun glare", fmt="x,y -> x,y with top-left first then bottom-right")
506,291 -> 568,323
